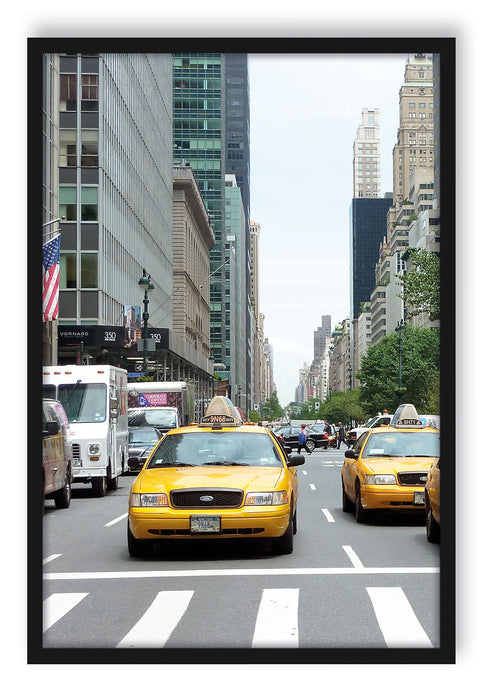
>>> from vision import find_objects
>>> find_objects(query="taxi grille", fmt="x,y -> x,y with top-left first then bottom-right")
397,472 -> 428,486
170,488 -> 244,509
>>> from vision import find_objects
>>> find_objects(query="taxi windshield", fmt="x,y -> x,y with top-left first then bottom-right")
147,431 -> 284,468
362,430 -> 440,458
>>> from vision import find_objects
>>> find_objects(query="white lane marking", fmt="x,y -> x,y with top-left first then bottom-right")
252,589 -> 299,647
43,554 -> 62,565
105,513 -> 128,527
44,566 -> 439,581
342,545 -> 364,568
309,483 -> 316,490
116,590 -> 194,648
302,470 -> 308,475
321,508 -> 335,523
366,587 -> 434,648
43,592 -> 89,633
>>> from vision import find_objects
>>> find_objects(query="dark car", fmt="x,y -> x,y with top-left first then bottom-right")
272,425 -> 330,452
128,427 -> 163,471
310,422 -> 337,448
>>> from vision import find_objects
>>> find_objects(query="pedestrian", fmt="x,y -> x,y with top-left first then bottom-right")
337,421 -> 347,449
297,424 -> 311,454
323,420 -> 331,449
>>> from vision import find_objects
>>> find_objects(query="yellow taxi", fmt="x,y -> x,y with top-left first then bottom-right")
425,459 -> 440,542
127,396 -> 303,556
341,404 -> 440,523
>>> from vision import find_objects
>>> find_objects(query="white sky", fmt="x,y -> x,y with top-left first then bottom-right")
249,53 -> 409,406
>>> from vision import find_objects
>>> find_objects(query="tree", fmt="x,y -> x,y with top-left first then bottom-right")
398,247 -> 440,321
358,326 -> 440,415
260,390 -> 283,421
320,389 -> 366,426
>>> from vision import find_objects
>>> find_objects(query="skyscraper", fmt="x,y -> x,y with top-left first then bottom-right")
173,53 -> 251,402
352,108 -> 381,199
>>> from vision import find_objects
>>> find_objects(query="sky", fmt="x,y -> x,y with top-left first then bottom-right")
248,53 -> 409,406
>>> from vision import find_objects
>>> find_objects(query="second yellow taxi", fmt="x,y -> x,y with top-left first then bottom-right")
341,403 -> 440,523
127,396 -> 303,556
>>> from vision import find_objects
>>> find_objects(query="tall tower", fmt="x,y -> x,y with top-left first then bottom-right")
173,53 -> 251,401
353,108 -> 381,198
392,54 -> 434,205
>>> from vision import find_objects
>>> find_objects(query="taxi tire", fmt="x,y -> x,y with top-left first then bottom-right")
425,498 -> 440,543
272,509 -> 294,555
127,522 -> 153,557
354,481 -> 370,524
342,482 -> 353,512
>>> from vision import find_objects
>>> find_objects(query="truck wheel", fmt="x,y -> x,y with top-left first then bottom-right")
53,468 -> 71,509
108,475 -> 119,490
92,476 -> 107,497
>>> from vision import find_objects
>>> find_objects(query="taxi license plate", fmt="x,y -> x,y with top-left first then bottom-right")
190,515 -> 221,534
414,491 -> 425,505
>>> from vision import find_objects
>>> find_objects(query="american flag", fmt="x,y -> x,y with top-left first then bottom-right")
42,234 -> 61,322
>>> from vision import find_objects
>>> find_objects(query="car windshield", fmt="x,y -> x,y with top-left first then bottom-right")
129,429 -> 160,444
147,431 -> 284,468
58,383 -> 107,423
362,431 -> 440,458
128,409 -> 177,429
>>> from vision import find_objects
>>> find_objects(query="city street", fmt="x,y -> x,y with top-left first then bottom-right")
40,445 -> 440,654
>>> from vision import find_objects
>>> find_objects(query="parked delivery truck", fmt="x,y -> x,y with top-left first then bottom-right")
42,365 -> 128,497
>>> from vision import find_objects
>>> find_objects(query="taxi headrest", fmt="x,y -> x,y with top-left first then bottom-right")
390,403 -> 424,428
199,396 -> 244,427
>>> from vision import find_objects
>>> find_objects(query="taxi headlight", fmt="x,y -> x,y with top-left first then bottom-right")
245,491 -> 289,506
130,492 -> 169,507
88,443 -> 100,455
362,474 -> 396,485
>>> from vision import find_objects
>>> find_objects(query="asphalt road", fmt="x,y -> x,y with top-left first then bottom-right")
39,446 -> 440,657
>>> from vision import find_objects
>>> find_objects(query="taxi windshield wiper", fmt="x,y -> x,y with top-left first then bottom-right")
201,460 -> 250,466
148,462 -> 194,469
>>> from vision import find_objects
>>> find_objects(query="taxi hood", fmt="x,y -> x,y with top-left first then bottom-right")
361,456 -> 438,474
135,465 -> 285,492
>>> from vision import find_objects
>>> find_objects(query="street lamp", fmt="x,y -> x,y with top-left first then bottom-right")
138,269 -> 154,376
395,319 -> 406,397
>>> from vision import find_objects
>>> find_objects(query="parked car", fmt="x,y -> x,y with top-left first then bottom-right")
42,399 -> 72,509
272,425 -> 329,452
128,427 -> 163,472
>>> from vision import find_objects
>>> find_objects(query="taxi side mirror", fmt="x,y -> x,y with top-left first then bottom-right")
345,449 -> 357,459
288,453 -> 305,466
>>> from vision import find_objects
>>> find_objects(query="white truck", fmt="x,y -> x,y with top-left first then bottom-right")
127,381 -> 195,432
42,365 -> 128,497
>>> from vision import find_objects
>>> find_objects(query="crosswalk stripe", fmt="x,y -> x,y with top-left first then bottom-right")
116,590 -> 194,648
252,588 -> 299,647
366,587 -> 434,648
43,592 -> 89,633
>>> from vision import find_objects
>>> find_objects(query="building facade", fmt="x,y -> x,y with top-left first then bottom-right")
353,108 -> 381,199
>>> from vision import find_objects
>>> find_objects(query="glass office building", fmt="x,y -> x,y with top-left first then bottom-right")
349,197 -> 393,321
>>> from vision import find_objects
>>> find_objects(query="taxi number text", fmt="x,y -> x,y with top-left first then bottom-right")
190,515 -> 221,533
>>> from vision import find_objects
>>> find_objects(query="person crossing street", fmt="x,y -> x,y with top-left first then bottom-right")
297,424 -> 311,454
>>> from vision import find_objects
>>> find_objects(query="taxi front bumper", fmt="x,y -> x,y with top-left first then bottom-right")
360,485 -> 426,510
128,505 -> 291,540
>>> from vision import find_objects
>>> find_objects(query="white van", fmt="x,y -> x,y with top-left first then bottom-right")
42,365 -> 128,497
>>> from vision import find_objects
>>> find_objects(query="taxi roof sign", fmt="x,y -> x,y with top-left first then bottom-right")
199,396 -> 244,427
390,403 -> 424,428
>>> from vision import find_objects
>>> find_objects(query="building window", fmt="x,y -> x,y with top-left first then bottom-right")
81,74 -> 98,111
59,186 -> 77,220
81,186 -> 98,221
60,253 -> 77,288
81,253 -> 98,288
60,74 -> 77,111
81,131 -> 99,166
